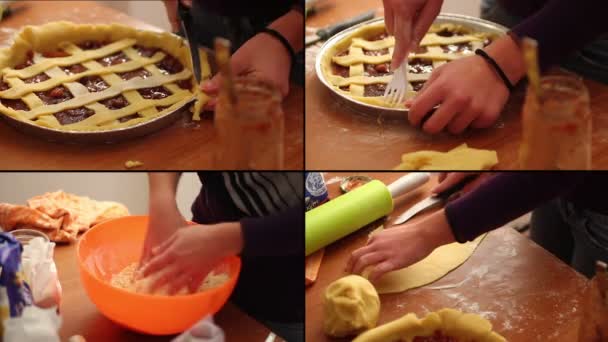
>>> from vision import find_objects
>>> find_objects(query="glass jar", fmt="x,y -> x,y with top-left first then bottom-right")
519,75 -> 591,169
9,229 -> 50,247
214,76 -> 284,169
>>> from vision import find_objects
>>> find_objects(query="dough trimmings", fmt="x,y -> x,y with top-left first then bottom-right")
0,21 -> 210,131
394,143 -> 498,170
353,308 -> 506,342
320,21 -> 496,108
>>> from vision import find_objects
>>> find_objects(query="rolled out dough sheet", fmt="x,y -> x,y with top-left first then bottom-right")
373,234 -> 486,294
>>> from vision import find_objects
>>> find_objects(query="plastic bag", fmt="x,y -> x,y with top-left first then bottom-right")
3,305 -> 61,342
172,316 -> 225,342
0,233 -> 33,337
20,237 -> 62,308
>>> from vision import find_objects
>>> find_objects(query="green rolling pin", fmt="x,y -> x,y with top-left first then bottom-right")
305,173 -> 430,256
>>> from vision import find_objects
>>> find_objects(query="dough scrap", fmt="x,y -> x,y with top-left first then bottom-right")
394,144 -> 498,170
353,308 -> 506,342
370,232 -> 486,294
111,263 -> 229,296
323,275 -> 380,337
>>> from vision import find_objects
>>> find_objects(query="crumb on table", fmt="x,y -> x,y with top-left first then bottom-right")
124,160 -> 144,169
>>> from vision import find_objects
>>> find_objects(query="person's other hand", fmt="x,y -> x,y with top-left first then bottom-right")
346,210 -> 455,282
383,0 -> 443,69
405,55 -> 509,134
163,0 -> 193,33
201,33 -> 291,110
140,200 -> 187,266
138,222 -> 243,294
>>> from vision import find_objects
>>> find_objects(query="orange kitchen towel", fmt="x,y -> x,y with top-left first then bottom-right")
0,191 -> 129,243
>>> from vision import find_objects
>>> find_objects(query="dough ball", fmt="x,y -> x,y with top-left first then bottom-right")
323,275 -> 381,337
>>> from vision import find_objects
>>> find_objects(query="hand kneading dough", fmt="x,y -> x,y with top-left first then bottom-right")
323,275 -> 381,337
368,231 -> 486,294
394,144 -> 498,170
353,308 -> 506,342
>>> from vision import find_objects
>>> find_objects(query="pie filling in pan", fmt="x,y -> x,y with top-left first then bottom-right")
316,14 -> 508,114
0,21 -> 211,140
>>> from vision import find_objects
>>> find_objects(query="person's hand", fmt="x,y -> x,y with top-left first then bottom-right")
138,222 -> 243,294
141,172 -> 184,266
405,55 -> 510,134
163,0 -> 193,33
383,0 -> 443,69
201,33 -> 292,110
140,200 -> 187,266
346,210 -> 455,282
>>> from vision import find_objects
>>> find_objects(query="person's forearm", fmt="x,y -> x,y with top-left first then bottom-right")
148,172 -> 182,206
509,0 -> 608,69
239,205 -> 303,257
420,209 -> 456,247
445,172 -> 586,242
267,9 -> 304,53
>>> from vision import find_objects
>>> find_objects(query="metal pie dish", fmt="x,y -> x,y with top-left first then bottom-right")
0,30 -> 216,144
315,14 -> 508,118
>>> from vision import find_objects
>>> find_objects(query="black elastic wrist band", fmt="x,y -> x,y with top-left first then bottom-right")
475,49 -> 515,92
261,28 -> 296,67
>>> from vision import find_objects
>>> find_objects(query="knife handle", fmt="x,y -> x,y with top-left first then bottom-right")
435,174 -> 478,200
386,172 -> 430,199
317,10 -> 376,40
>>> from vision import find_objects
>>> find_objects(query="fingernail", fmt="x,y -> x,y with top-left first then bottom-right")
201,81 -> 217,92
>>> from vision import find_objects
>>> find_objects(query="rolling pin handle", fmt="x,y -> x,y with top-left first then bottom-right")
386,172 -> 430,198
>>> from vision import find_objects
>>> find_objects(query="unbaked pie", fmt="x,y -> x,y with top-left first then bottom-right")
320,21 -> 497,108
0,22 -> 210,131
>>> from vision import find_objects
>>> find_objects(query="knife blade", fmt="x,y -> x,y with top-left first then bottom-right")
178,1 -> 202,83
393,175 -> 476,225
305,10 -> 375,46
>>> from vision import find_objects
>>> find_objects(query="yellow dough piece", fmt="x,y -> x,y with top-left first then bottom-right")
394,144 -> 498,170
367,231 -> 485,294
353,308 -> 506,342
323,275 -> 381,337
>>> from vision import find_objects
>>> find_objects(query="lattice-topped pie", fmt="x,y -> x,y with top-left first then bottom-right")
0,22 -> 209,131
320,20 -> 497,108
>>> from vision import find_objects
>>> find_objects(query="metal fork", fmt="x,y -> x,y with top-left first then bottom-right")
383,60 -> 408,107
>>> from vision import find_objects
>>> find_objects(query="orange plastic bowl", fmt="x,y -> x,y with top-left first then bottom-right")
77,215 -> 241,335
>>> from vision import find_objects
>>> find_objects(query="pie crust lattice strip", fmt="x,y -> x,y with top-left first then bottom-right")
0,22 -> 210,132
320,20 -> 497,109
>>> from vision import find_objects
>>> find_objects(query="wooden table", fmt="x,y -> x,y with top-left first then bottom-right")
305,0 -> 608,170
0,1 -> 303,170
55,242 -> 271,342
306,172 -> 589,341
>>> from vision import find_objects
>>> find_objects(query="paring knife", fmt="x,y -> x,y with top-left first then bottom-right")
393,175 -> 476,225
178,1 -> 202,83
305,10 -> 375,46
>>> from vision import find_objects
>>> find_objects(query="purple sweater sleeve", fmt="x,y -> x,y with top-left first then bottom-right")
445,173 -> 585,242
239,205 -> 303,257
509,0 -> 608,69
